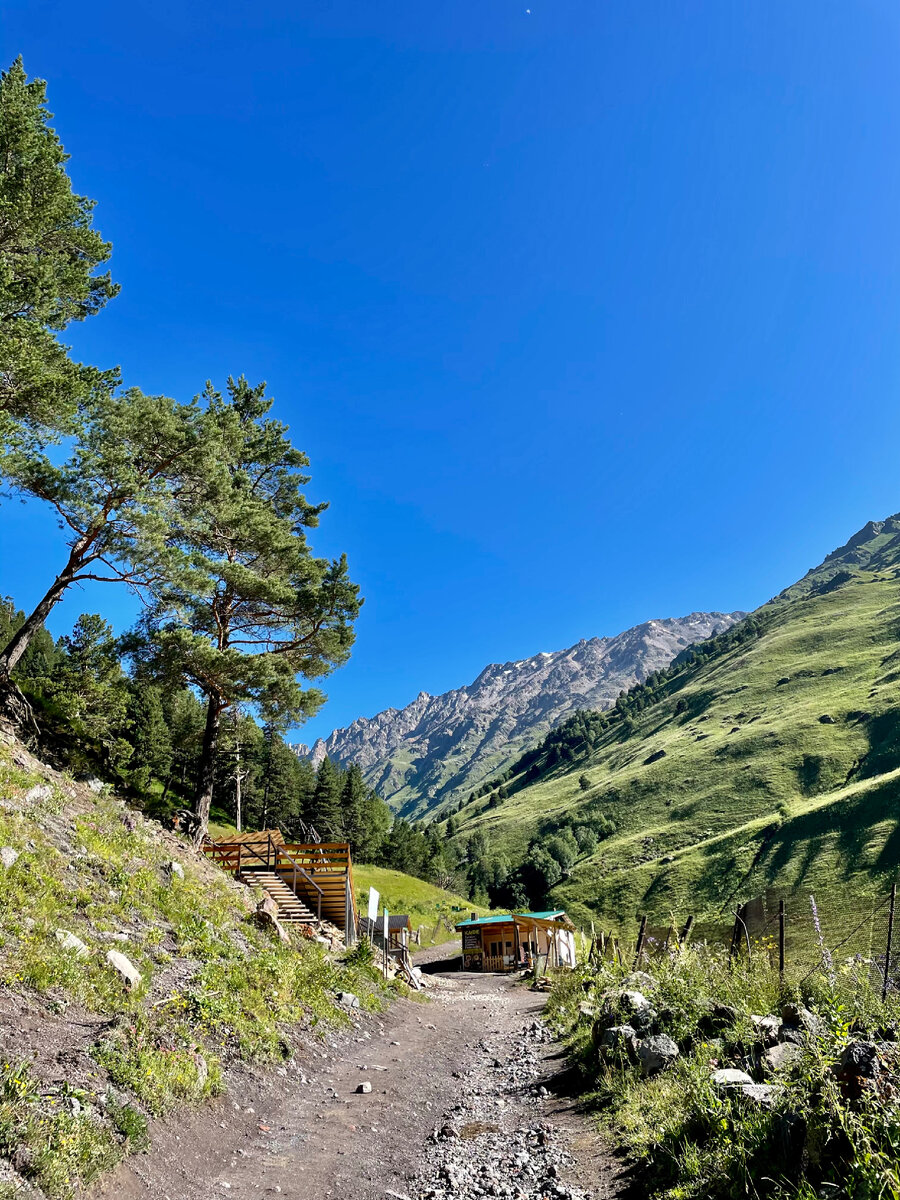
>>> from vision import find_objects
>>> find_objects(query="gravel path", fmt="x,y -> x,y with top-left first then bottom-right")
92,971 -> 624,1200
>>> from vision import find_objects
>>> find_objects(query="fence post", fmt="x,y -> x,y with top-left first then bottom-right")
680,916 -> 694,947
729,905 -> 745,960
883,883 -> 896,1002
778,899 -> 785,978
634,915 -> 648,966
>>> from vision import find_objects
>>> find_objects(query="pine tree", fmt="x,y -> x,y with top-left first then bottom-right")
46,613 -> 130,770
310,756 -> 344,839
0,388 -> 201,681
136,377 -> 360,846
127,684 -> 172,791
0,58 -> 118,447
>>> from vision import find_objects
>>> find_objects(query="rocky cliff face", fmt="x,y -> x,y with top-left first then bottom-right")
297,611 -> 745,819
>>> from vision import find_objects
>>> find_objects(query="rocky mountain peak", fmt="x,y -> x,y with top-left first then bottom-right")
295,610 -> 745,819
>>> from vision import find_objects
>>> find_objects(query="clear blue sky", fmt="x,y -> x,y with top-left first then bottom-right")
3,1 -> 900,745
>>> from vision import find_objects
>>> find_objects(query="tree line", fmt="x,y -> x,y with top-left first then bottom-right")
0,59 -> 360,845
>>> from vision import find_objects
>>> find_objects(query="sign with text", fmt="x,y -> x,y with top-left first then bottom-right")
463,929 -> 482,952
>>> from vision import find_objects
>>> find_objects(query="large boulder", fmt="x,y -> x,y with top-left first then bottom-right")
637,1034 -> 679,1077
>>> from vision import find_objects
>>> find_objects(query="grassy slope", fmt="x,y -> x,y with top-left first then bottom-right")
353,864 -> 490,947
456,517 -> 900,938
0,733 -> 391,1199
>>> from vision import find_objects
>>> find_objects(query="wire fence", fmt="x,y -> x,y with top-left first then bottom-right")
586,883 -> 900,999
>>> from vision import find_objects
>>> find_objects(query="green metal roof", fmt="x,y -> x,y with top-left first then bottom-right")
454,910 -> 566,929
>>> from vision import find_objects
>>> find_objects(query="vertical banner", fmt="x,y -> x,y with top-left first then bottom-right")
367,887 -> 380,924
383,908 -> 389,974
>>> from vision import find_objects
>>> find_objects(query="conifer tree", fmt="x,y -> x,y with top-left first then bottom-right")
0,58 -> 118,447
127,685 -> 172,791
138,377 -> 360,846
310,756 -> 344,839
0,388 -> 201,684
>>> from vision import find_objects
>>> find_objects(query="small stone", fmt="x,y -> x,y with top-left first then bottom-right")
712,1068 -> 755,1088
740,1083 -> 780,1107
105,949 -> 143,988
751,1015 -> 781,1046
356,1081 -> 372,1094
0,847 -> 19,869
168,861 -> 185,881
337,991 -> 360,1008
55,929 -> 89,958
764,1042 -> 802,1073
637,1034 -> 679,1076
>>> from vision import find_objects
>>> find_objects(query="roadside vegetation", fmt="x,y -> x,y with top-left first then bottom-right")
549,941 -> 900,1199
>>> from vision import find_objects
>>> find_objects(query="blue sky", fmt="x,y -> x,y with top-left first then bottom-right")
2,1 -> 900,745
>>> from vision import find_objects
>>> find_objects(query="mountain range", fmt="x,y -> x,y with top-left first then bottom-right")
453,513 -> 900,934
295,611 -> 745,818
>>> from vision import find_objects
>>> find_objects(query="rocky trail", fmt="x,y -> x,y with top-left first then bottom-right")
92,964 -> 626,1200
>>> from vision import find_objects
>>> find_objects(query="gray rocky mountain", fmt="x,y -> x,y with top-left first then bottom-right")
295,611 -> 745,819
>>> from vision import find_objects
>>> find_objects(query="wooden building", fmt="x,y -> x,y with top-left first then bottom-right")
357,913 -> 412,950
455,910 -> 577,972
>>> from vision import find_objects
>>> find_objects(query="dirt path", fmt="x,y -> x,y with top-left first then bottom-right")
93,969 -> 625,1200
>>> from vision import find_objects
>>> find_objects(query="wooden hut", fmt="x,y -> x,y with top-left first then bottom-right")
454,910 -> 577,972
357,913 -> 412,951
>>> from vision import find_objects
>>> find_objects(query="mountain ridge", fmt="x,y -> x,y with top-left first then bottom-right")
447,513 -> 900,934
294,611 -> 746,818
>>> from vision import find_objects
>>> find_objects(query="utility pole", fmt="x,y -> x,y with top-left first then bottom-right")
231,708 -> 247,833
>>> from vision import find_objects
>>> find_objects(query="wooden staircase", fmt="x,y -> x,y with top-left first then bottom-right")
202,829 -> 357,945
239,868 -> 319,925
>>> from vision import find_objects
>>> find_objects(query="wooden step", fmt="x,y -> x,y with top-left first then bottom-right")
239,870 -> 319,924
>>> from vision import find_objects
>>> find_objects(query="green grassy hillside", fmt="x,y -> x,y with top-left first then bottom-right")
453,515 -> 900,938
353,864 -> 489,947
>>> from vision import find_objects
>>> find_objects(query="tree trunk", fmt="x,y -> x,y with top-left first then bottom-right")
192,694 -> 224,848
0,568 -> 73,678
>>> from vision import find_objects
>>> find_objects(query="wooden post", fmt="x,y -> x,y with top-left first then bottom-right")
634,915 -> 648,966
884,883 -> 896,1002
729,906 -> 743,960
778,900 -> 785,978
680,916 -> 694,947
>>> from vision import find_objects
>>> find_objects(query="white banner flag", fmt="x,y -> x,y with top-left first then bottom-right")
383,908 -> 389,943
367,887 -> 380,923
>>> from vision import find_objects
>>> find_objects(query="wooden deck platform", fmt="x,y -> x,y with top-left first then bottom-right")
202,831 -> 357,944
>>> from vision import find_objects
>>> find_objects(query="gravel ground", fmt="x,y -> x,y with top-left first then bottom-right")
91,971 -> 625,1200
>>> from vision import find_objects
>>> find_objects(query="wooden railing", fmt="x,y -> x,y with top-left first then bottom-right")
202,835 -> 356,937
